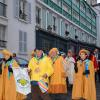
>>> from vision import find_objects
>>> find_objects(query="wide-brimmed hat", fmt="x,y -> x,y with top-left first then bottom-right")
2,49 -> 12,56
49,48 -> 59,56
79,49 -> 89,56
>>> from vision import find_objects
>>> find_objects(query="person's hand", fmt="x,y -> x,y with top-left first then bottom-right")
27,68 -> 31,73
42,73 -> 48,79
34,67 -> 40,73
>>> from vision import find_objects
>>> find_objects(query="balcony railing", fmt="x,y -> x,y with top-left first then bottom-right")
42,0 -> 97,37
0,2 -> 7,17
63,10 -> 71,20
63,0 -> 71,6
72,3 -> 79,13
92,31 -> 97,36
43,0 -> 48,4
86,16 -> 92,23
80,11 -> 86,18
48,1 -> 62,14
92,21 -> 96,26
72,17 -> 80,25
0,40 -> 7,48
80,22 -> 87,31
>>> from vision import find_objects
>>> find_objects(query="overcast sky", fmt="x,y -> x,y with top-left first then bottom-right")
97,0 -> 100,3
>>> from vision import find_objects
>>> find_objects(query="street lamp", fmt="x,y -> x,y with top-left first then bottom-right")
47,25 -> 52,32
75,35 -> 79,54
65,30 -> 69,36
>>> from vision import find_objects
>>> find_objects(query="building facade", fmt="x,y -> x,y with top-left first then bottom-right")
0,0 -> 36,59
0,0 -> 98,59
86,0 -> 97,5
93,3 -> 100,47
36,0 -> 97,54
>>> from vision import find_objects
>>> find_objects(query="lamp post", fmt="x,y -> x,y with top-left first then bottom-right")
65,30 -> 70,52
75,35 -> 79,54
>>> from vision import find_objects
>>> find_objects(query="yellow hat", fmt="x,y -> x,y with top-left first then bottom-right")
31,50 -> 35,56
49,48 -> 59,56
2,49 -> 12,56
79,49 -> 89,56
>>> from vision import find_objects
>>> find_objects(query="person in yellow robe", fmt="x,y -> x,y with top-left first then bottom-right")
48,48 -> 67,100
72,49 -> 96,100
0,50 -> 3,100
28,49 -> 54,100
0,49 -> 26,100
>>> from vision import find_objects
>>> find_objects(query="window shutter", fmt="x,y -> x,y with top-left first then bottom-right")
57,18 -> 60,35
47,12 -> 49,28
19,30 -> 23,52
42,9 -> 46,29
19,31 -> 27,53
60,20 -> 63,36
24,32 -> 27,52
62,21 -> 65,36
49,13 -> 52,26
26,2 -> 31,23
14,0 -> 19,18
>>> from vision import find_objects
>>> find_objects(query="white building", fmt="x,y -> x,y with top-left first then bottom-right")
93,3 -> 100,47
0,0 -> 99,59
35,0 -> 98,53
0,0 -> 36,59
86,0 -> 97,5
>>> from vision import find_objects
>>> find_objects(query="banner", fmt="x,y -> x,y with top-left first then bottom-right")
13,68 -> 31,95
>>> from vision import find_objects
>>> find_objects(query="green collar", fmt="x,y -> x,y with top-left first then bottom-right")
34,54 -> 46,62
5,59 -> 13,67
52,55 -> 59,64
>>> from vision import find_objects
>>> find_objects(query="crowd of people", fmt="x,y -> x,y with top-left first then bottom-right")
0,48 -> 100,100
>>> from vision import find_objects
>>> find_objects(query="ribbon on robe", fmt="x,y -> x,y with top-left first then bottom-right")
5,60 -> 13,79
85,59 -> 90,78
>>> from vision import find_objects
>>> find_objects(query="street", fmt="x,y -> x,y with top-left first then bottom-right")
96,82 -> 100,100
66,82 -> 100,100
27,82 -> 100,100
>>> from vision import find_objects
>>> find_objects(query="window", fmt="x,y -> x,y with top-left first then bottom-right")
80,16 -> 86,25
0,25 -> 6,47
86,8 -> 91,18
19,30 -> 27,53
72,10 -> 79,20
14,0 -> 31,23
42,9 -> 46,29
52,0 -> 61,7
65,23 -> 68,31
57,0 -> 61,7
52,16 -> 57,32
73,0 -> 79,7
86,21 -> 91,29
19,0 -> 27,20
0,0 -> 6,17
63,3 -> 71,14
36,7 -> 41,26
86,35 -> 89,43
80,2 -> 86,13
92,26 -> 96,32
82,33 -> 84,41
42,39 -> 52,52
0,25 -> 6,41
92,14 -> 96,22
